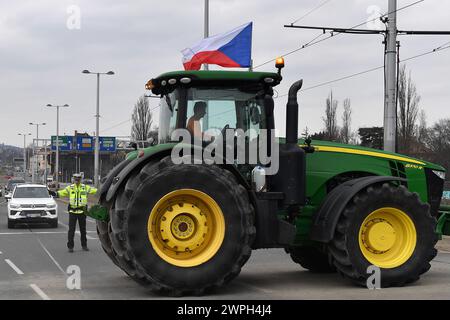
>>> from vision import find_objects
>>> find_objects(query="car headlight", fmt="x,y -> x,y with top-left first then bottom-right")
9,203 -> 21,209
432,170 -> 446,180
46,203 -> 57,209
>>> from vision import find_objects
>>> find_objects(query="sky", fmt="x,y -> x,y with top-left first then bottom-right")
1,0 -> 449,147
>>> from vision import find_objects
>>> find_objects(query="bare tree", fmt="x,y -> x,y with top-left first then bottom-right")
417,109 -> 428,142
340,98 -> 352,144
424,119 -> 450,175
397,65 -> 421,152
131,95 -> 153,142
323,91 -> 339,141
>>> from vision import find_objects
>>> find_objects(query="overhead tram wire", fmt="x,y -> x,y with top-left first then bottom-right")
253,0 -> 426,70
290,0 -> 334,25
102,104 -> 160,133
274,40 -> 450,98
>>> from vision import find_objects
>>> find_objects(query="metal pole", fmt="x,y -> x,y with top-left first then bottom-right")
94,73 -> 100,187
23,135 -> 26,180
56,106 -> 59,184
384,0 -> 397,152
203,0 -> 209,71
44,141 -> 48,183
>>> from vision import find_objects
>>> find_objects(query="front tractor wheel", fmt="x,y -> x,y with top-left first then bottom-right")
328,183 -> 438,287
108,157 -> 255,296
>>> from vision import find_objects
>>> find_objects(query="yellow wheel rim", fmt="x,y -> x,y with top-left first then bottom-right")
147,189 -> 225,267
359,207 -> 417,269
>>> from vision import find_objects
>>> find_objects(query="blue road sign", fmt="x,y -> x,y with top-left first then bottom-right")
99,137 -> 116,152
76,136 -> 94,151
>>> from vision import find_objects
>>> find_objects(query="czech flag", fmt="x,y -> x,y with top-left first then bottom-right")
181,22 -> 252,70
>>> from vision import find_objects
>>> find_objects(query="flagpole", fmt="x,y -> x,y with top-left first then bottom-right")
204,0 -> 209,71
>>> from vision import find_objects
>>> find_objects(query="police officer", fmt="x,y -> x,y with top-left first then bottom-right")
56,173 -> 97,252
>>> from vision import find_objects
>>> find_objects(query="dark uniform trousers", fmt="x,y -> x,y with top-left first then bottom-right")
67,208 -> 87,249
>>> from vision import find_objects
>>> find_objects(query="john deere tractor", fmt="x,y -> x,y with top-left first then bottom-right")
92,59 -> 449,295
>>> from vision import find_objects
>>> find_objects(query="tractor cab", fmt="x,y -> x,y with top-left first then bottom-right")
147,70 -> 281,145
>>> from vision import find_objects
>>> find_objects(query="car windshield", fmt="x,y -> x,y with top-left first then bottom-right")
13,187 -> 50,199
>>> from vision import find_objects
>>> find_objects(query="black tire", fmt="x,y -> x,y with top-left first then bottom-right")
328,183 -> 438,287
50,219 -> 58,228
288,245 -> 336,273
7,219 -> 15,229
96,220 -> 120,267
108,156 -> 255,296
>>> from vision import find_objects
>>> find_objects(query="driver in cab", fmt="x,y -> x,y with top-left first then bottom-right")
187,101 -> 213,141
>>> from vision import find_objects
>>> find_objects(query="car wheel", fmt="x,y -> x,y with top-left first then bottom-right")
50,219 -> 58,228
7,219 -> 15,229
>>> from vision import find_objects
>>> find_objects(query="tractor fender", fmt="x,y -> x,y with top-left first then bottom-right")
105,145 -> 250,203
105,146 -> 174,202
310,176 -> 407,243
98,158 -> 132,204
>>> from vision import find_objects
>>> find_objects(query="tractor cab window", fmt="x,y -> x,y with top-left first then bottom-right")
158,91 -> 179,143
158,87 -> 270,143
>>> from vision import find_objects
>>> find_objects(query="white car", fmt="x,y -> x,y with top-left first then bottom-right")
7,184 -> 58,229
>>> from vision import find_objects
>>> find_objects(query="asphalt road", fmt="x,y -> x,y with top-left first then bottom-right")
1,198 -> 450,300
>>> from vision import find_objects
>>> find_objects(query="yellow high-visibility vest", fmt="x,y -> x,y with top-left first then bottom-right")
58,183 -> 97,214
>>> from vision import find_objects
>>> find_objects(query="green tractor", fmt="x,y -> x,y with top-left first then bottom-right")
92,60 -> 449,295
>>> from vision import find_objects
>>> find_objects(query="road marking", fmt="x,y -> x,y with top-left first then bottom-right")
30,284 -> 51,300
5,259 -> 24,275
58,221 -> 97,239
439,250 -> 450,254
35,236 -> 67,275
0,231 -> 97,235
0,251 -> 2,254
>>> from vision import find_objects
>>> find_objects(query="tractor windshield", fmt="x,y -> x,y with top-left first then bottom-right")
158,87 -> 270,143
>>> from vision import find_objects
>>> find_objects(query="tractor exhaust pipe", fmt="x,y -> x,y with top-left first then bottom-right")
286,80 -> 303,144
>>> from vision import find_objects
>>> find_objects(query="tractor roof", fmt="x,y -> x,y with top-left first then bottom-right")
149,70 -> 281,95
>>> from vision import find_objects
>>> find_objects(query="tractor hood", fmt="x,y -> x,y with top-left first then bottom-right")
126,140 -> 446,173
301,139 -> 446,172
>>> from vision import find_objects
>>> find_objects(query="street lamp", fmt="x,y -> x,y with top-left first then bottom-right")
29,122 -> 46,183
47,104 -> 69,185
82,69 -> 115,187
18,133 -> 31,180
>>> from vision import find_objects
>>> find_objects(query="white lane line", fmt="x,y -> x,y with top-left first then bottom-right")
439,250 -> 450,254
30,284 -> 51,300
35,237 -> 66,275
4,259 -> 24,275
0,251 -> 2,254
87,218 -> 96,224
0,231 -> 97,235
58,221 -> 97,240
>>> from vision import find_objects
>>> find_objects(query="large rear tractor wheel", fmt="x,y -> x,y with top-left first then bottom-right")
288,245 -> 335,273
97,220 -> 120,267
328,183 -> 438,287
108,156 -> 255,296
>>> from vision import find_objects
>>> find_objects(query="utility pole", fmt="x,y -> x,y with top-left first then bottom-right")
82,69 -> 115,187
18,133 -> 31,181
29,122 -> 46,183
47,104 -> 69,186
284,0 -> 450,152
204,0 -> 209,71
384,0 -> 397,152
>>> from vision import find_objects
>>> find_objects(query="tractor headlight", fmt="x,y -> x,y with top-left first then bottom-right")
432,170 -> 446,180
